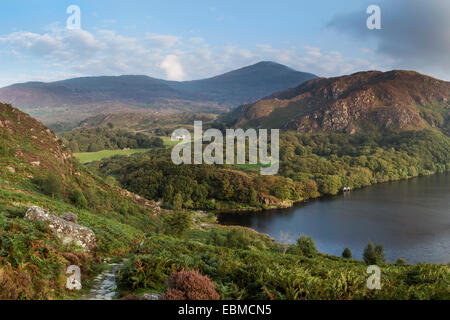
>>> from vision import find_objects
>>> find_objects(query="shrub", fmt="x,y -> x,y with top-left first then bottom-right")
0,141 -> 10,157
162,270 -> 220,300
33,173 -> 62,198
342,248 -> 352,259
226,229 -> 251,250
363,241 -> 386,265
172,193 -> 184,210
70,188 -> 88,209
296,235 -> 318,257
164,211 -> 193,237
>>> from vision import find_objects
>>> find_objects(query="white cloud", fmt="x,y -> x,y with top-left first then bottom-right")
0,25 -> 389,85
160,54 -> 185,81
146,34 -> 179,48
304,45 -> 322,58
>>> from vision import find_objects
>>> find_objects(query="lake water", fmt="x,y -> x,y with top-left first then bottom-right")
218,174 -> 450,264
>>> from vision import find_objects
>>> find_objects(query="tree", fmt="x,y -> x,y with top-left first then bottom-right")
363,241 -> 385,265
164,211 -> 193,237
150,137 -> 164,148
342,248 -> 352,259
317,175 -> 342,195
248,187 -> 258,206
173,193 -> 184,210
218,177 -> 234,201
272,183 -> 291,200
71,188 -> 88,209
88,142 -> 103,152
192,184 -> 209,206
296,235 -> 318,258
395,258 -> 407,266
34,173 -> 62,198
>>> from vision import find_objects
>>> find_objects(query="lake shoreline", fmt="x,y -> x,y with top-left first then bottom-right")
217,173 -> 450,264
215,171 -> 443,215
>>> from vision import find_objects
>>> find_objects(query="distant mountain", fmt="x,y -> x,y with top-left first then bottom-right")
0,61 -> 317,125
223,70 -> 450,134
169,61 -> 317,106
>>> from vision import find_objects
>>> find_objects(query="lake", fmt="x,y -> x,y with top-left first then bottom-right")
218,174 -> 450,264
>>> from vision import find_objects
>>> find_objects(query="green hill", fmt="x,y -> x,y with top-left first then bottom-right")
0,103 -> 160,299
1,103 -> 449,300
223,70 -> 450,134
0,62 -> 317,126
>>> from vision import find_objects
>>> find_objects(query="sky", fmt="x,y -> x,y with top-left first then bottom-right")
0,0 -> 448,87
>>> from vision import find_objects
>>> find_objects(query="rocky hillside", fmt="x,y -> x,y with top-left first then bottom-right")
0,103 -> 163,299
224,70 -> 450,134
0,104 -> 158,213
0,62 -> 316,126
0,102 -> 160,240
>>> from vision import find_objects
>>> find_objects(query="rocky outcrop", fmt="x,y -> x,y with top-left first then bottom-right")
230,70 -> 450,134
25,206 -> 97,252
117,188 -> 161,215
259,194 -> 293,209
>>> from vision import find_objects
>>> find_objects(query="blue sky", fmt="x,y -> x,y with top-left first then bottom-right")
0,0 -> 448,87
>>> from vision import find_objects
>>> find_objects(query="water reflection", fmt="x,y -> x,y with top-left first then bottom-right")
218,174 -> 450,264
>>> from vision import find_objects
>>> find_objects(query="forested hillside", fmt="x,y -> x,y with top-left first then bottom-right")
62,126 -> 164,152
88,129 -> 450,210
1,103 -> 449,300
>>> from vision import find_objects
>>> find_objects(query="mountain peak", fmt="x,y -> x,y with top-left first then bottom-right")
245,60 -> 294,69
0,62 -> 317,125
227,69 -> 450,134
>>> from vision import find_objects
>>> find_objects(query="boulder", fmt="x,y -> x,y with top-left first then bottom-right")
142,293 -> 162,300
25,206 -> 97,252
62,212 -> 78,224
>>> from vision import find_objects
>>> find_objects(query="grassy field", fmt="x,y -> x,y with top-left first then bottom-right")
160,136 -> 180,147
73,137 -> 183,164
74,148 -> 151,164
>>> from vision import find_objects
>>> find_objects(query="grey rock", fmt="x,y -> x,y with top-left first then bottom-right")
62,212 -> 78,224
142,293 -> 163,300
25,206 -> 97,252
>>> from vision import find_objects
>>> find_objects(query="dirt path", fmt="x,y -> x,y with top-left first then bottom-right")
80,261 -> 124,300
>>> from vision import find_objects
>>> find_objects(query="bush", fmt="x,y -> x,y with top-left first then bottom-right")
172,193 -> 184,210
33,173 -> 62,198
296,235 -> 318,258
342,248 -> 352,259
71,188 -> 88,209
162,270 -> 220,300
164,211 -> 193,237
0,141 -> 10,157
396,258 -> 407,266
226,229 -> 251,250
363,241 -> 386,265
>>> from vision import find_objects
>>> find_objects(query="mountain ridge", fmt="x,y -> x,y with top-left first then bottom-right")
223,70 -> 450,134
0,61 -> 317,125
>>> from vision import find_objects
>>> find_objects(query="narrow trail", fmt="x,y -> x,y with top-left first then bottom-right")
80,261 -> 124,300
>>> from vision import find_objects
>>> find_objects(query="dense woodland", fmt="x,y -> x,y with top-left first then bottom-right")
62,126 -> 164,152
87,129 -> 450,210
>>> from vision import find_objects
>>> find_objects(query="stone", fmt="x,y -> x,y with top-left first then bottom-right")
25,206 -> 97,252
142,293 -> 162,300
6,166 -> 15,174
62,212 -> 78,224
